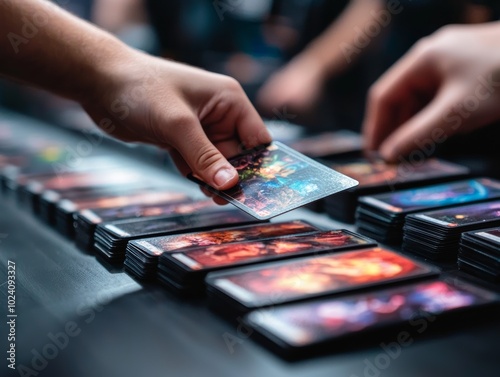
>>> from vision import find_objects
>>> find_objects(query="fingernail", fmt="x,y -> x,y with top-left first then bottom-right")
214,167 -> 236,188
380,144 -> 395,162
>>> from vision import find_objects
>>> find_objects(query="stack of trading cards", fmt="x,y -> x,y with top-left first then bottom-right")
244,279 -> 498,358
50,185 -> 188,237
206,247 -> 437,319
157,230 -> 376,296
35,170 -> 151,224
322,158 -> 469,223
74,198 -> 214,251
2,152 -> 115,196
288,130 -> 363,159
126,220 -> 320,281
189,141 -> 359,220
403,201 -> 500,260
93,208 -> 262,263
356,179 -> 500,244
459,227 -> 500,281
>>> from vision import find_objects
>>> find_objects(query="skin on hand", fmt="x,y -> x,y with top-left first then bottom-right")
363,22 -> 500,162
83,53 -> 272,191
0,0 -> 271,191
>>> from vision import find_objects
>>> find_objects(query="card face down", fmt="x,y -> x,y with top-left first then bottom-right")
207,247 -> 436,308
245,279 -> 498,349
189,142 -> 358,220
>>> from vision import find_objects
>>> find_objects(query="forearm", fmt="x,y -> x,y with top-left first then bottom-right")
292,0 -> 384,79
0,0 -> 133,102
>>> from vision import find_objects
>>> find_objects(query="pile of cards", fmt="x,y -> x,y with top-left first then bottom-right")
459,227 -> 500,281
356,179 -> 500,244
93,208 -> 261,263
244,279 -> 498,357
188,141 -> 359,220
75,198 -> 214,251
288,130 -> 363,158
125,220 -> 320,281
322,158 -> 469,223
403,201 -> 500,260
157,229 -> 376,296
206,247 -> 438,319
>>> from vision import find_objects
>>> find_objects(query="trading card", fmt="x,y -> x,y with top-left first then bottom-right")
171,230 -> 373,271
207,247 -> 436,308
329,158 -> 468,190
188,142 -> 358,220
413,200 -> 500,228
471,228 -> 500,246
102,209 -> 261,239
136,220 -> 319,257
58,188 -> 189,214
289,130 -> 363,158
361,179 -> 500,214
245,279 -> 498,349
79,198 -> 214,225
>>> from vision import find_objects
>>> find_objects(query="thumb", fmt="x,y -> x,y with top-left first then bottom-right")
171,120 -> 238,191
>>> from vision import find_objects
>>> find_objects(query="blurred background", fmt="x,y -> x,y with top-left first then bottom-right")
1,0 -> 499,134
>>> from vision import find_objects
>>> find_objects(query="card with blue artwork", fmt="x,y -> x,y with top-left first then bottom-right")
188,142 -> 358,220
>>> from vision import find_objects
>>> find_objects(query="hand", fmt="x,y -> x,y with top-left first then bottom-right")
82,51 -> 272,190
363,22 -> 500,162
257,56 -> 324,114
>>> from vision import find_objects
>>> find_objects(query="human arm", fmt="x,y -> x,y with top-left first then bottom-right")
0,0 -> 271,189
362,22 -> 500,161
257,0 -> 384,113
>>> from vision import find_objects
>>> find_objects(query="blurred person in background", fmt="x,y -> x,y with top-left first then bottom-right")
257,0 -> 498,130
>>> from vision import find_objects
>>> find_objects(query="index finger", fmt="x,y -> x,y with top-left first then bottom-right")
363,40 -> 439,151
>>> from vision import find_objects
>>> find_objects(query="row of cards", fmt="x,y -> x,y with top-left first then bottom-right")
1,119 -> 499,359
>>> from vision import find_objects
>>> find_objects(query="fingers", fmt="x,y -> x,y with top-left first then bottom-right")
379,82 -> 465,162
234,97 -> 272,151
169,115 -> 239,191
363,39 -> 439,151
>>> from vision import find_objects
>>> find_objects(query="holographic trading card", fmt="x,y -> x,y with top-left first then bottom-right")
172,230 -> 372,270
415,200 -> 500,228
245,280 -> 498,347
208,248 -> 436,307
135,220 -> 318,257
362,179 -> 500,213
188,142 -> 358,220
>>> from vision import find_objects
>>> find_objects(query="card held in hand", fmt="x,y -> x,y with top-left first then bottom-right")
188,142 -> 358,220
